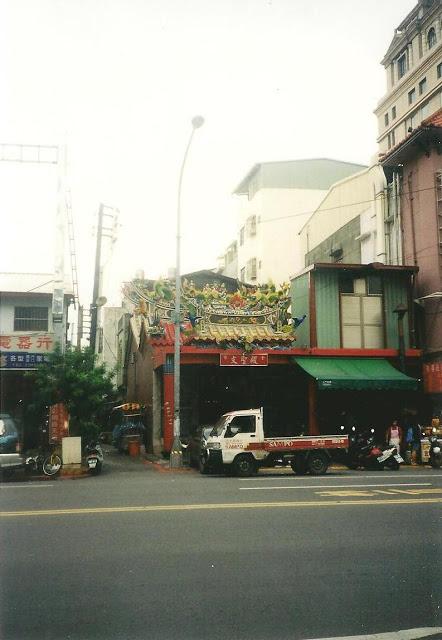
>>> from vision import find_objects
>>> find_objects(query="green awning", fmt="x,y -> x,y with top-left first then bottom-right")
294,357 -> 418,391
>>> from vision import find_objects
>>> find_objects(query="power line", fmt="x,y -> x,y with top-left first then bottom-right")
257,184 -> 438,225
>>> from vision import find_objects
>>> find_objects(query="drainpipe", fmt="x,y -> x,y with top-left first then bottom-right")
407,172 -> 418,268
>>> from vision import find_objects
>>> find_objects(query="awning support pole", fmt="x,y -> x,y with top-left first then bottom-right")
308,378 -> 319,435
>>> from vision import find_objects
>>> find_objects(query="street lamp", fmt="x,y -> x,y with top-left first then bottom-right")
170,115 -> 205,468
393,303 -> 408,373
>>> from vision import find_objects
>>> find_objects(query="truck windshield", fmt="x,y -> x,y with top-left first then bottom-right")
210,416 -> 229,437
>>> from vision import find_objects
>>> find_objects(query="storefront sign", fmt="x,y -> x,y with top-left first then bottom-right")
423,363 -> 442,393
49,403 -> 69,442
0,352 -> 51,369
220,354 -> 268,367
0,334 -> 55,352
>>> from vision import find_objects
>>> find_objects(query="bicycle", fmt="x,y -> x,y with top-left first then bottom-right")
25,444 -> 62,477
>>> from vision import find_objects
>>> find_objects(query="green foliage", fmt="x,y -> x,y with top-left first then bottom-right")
26,346 -> 115,439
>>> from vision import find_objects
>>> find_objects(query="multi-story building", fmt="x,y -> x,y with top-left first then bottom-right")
375,0 -> 442,155
225,159 -> 366,286
375,2 -> 442,412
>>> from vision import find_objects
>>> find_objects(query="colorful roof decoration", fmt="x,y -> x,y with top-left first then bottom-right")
124,277 -> 296,351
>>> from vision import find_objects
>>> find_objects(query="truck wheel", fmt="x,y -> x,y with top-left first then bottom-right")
308,452 -> 329,475
234,455 -> 257,477
291,456 -> 307,475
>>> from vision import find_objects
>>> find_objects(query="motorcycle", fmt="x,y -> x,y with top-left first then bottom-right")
428,429 -> 442,469
346,428 -> 384,471
85,441 -> 104,475
377,444 -> 404,470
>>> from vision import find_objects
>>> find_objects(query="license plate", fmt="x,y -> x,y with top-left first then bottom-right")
88,459 -> 97,468
394,454 -> 404,463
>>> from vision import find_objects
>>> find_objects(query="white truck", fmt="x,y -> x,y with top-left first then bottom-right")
199,408 -> 349,477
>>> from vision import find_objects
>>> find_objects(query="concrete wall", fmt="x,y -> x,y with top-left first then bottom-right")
0,293 -> 54,333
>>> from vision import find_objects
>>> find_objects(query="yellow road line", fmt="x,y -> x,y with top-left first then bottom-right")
1,497 -> 442,518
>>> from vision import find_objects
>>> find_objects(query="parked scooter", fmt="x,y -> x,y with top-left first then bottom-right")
346,428 -> 384,471
85,441 -> 104,475
428,429 -> 442,469
377,444 -> 404,470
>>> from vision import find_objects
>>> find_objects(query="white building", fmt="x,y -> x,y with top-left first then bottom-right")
375,0 -> 442,155
222,159 -> 366,286
298,164 -> 388,269
0,272 -> 72,431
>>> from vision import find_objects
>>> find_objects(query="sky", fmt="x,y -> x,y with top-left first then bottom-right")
0,0 -> 416,306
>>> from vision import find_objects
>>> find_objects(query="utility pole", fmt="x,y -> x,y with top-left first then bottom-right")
89,204 -> 119,354
90,204 -> 104,353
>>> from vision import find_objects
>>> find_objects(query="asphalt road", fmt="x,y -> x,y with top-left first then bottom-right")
1,453 -> 441,640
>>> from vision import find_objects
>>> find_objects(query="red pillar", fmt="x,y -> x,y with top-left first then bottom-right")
163,374 -> 174,452
308,378 -> 319,435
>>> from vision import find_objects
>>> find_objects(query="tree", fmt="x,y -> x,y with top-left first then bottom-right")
27,346 -> 115,441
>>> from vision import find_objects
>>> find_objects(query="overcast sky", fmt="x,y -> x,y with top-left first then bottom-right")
0,0 -> 416,305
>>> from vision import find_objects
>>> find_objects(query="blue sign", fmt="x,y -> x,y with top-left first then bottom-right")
0,352 -> 50,369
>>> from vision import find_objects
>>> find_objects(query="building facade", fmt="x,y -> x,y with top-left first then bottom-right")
299,164 -> 387,269
375,0 -> 442,155
0,272 -> 72,445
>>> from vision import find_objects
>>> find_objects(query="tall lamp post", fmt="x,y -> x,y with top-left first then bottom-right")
170,115 -> 205,468
393,303 -> 408,373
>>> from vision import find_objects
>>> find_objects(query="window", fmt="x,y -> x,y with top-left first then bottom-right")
384,113 -> 389,127
392,106 -> 397,120
408,88 -> 416,104
239,227 -> 244,246
398,53 -> 407,79
391,129 -> 396,146
421,102 -> 430,120
14,306 -> 48,331
246,215 -> 256,237
419,77 -> 427,95
340,277 -> 384,349
226,415 -> 256,436
240,267 -> 245,281
246,257 -> 257,280
438,61 -> 442,79
428,27 -> 437,50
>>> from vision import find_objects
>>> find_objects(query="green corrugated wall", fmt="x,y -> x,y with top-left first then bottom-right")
291,273 -> 310,348
315,271 -> 341,348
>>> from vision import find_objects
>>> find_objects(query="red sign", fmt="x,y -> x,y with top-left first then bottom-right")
220,354 -> 268,367
49,403 -> 69,443
423,363 -> 442,393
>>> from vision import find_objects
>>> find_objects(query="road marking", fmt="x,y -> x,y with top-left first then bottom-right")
0,484 -> 55,489
238,473 -> 442,481
317,488 -> 442,497
239,483 -> 431,491
0,497 -> 441,518
305,627 -> 442,640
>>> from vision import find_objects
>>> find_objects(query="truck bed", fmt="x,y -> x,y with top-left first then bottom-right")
247,435 -> 348,452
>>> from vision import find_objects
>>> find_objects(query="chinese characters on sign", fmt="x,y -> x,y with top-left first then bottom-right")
0,352 -> 50,369
49,403 -> 69,443
0,334 -> 54,353
423,363 -> 442,393
220,354 -> 268,367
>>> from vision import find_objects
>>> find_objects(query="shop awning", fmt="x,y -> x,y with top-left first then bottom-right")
294,357 -> 418,391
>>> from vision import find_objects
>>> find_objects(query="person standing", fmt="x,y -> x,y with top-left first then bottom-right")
385,419 -> 403,453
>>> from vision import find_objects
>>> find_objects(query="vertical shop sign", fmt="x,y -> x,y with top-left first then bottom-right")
49,403 -> 69,442
423,363 -> 442,393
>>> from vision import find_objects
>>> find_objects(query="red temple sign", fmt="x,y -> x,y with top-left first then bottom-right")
423,363 -> 442,393
220,353 -> 268,367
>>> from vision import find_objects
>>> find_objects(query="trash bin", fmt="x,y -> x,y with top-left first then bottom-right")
128,435 -> 141,457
